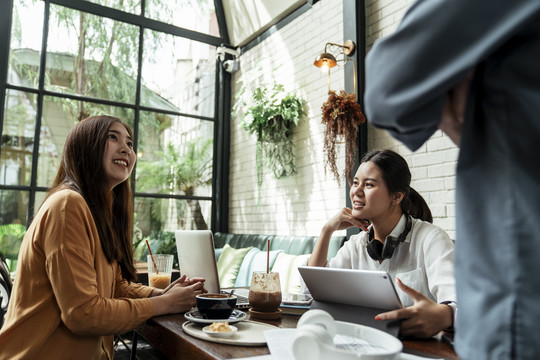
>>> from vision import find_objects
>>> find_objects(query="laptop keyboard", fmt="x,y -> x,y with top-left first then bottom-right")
221,290 -> 250,308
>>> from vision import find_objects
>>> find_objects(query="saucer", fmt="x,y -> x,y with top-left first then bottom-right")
184,309 -> 247,324
248,308 -> 282,320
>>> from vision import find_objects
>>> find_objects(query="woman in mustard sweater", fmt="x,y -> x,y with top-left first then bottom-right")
0,115 -> 206,359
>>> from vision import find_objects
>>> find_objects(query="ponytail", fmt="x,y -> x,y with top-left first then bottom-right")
402,187 -> 433,223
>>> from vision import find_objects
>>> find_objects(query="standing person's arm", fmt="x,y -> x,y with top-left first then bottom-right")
308,208 -> 368,267
365,0 -> 540,150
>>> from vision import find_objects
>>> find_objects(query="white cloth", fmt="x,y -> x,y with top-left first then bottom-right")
326,215 -> 456,307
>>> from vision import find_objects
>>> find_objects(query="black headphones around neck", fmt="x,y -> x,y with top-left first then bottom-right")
366,215 -> 412,261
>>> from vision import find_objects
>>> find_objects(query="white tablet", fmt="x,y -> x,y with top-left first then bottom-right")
297,266 -> 403,310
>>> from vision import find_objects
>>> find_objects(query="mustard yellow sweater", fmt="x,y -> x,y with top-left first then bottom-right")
0,189 -> 154,359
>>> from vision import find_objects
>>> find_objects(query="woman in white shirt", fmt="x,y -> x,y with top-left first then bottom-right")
308,149 -> 456,338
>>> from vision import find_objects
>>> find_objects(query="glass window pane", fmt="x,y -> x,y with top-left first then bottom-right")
0,189 -> 28,226
45,4 -> 139,105
1,89 -> 37,186
84,0 -> 141,15
0,190 -> 28,272
34,191 -> 47,217
141,30 -> 216,117
37,97 -> 135,186
145,0 -> 220,37
8,0 -> 44,89
135,111 -> 213,197
133,197 -> 212,261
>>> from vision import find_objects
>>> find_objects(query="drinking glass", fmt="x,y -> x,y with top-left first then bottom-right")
147,254 -> 173,289
248,272 -> 282,314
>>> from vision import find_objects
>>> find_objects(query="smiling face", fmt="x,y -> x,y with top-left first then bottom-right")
349,161 -> 400,223
102,122 -> 136,189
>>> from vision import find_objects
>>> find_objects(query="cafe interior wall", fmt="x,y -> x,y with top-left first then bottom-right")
229,0 -> 458,240
228,0 -> 347,236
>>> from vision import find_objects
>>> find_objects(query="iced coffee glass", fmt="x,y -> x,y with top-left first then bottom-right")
147,254 -> 173,289
248,272 -> 282,319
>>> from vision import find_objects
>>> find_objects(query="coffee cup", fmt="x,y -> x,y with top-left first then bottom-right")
196,293 -> 237,319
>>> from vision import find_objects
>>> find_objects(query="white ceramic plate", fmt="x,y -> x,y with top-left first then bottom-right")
182,320 -> 279,346
202,325 -> 238,338
184,309 -> 247,324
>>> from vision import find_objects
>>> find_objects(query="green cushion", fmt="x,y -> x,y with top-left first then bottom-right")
271,252 -> 311,294
234,248 -> 283,287
216,244 -> 253,288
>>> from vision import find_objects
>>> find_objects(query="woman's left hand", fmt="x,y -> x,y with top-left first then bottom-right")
151,275 -> 208,297
374,279 -> 453,338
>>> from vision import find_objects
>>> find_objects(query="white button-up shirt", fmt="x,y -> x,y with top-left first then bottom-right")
328,214 -> 456,307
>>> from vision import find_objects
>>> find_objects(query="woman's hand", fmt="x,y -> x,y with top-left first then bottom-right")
161,281 -> 206,313
324,208 -> 370,233
309,208 -> 369,267
150,275 -> 208,297
374,279 -> 453,338
149,275 -> 208,315
164,275 -> 207,294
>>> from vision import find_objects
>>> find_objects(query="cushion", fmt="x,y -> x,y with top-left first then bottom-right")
270,252 -> 311,294
216,244 -> 253,288
234,248 -> 283,287
214,248 -> 224,261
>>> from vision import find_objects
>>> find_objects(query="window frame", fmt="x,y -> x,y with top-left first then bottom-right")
0,0 -> 231,233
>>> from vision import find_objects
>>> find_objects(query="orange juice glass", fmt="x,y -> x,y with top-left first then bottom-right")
147,254 -> 173,289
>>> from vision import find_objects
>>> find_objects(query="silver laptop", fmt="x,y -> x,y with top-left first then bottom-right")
175,230 -> 250,308
298,266 -> 403,310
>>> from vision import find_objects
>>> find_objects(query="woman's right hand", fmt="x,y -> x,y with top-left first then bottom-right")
325,207 -> 370,233
308,208 -> 369,267
151,280 -> 206,316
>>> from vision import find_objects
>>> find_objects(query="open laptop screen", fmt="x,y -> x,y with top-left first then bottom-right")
175,230 -> 220,293
175,230 -> 250,308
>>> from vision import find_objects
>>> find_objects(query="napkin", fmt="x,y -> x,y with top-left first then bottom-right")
230,329 -> 445,360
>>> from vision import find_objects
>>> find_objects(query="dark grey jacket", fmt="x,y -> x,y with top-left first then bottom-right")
365,1 -> 540,359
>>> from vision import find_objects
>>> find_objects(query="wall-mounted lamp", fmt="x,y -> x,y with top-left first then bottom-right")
314,40 -> 357,96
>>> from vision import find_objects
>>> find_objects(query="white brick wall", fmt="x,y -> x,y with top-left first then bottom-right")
229,0 -> 347,236
228,0 -> 457,240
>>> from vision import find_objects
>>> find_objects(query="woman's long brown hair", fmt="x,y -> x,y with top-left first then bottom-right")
47,115 -> 137,281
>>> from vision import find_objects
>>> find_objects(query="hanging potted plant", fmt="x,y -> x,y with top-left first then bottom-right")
235,83 -> 305,188
321,90 -> 366,184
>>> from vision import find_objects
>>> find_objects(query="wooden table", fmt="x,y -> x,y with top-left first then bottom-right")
135,312 -> 459,360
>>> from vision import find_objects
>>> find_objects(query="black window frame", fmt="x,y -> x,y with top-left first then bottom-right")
0,0 -> 232,233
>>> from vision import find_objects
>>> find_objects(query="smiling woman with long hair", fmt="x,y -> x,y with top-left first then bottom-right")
0,115 -> 206,360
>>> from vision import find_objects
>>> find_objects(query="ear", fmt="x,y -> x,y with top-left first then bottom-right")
392,192 -> 405,205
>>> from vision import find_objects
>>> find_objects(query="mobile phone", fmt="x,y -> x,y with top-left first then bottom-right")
281,293 -> 313,306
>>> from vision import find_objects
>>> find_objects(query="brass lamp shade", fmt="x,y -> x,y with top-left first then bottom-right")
314,52 -> 337,68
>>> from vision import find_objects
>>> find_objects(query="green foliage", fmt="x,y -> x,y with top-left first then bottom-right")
0,224 -> 26,272
133,231 -> 178,268
10,0 -> 166,121
321,90 -> 365,185
235,83 -> 305,187
136,137 -> 213,230
136,137 -> 213,195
